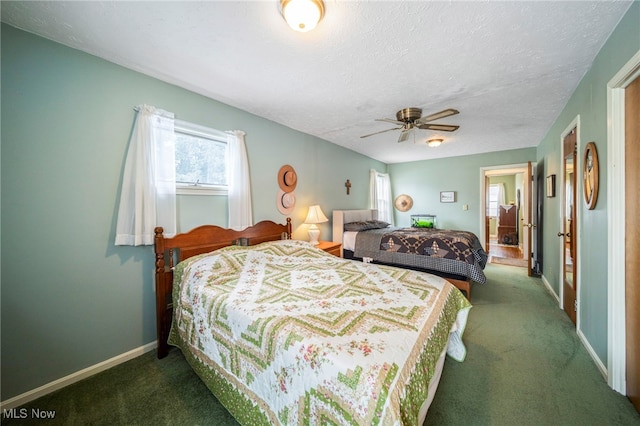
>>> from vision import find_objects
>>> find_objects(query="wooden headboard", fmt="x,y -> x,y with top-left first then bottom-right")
332,209 -> 378,243
153,219 -> 292,358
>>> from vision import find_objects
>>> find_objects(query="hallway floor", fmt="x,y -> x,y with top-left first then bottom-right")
488,237 -> 526,267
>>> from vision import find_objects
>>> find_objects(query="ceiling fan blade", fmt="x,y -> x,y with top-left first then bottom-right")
397,129 -> 411,143
417,123 -> 460,132
376,118 -> 405,125
360,126 -> 403,138
416,108 -> 460,125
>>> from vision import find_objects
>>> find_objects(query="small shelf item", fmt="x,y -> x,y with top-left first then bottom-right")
411,214 -> 437,229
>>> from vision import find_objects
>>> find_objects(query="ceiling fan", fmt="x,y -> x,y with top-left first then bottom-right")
360,107 -> 459,143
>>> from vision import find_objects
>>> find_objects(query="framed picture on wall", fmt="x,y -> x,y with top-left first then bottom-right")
440,191 -> 456,203
546,175 -> 556,198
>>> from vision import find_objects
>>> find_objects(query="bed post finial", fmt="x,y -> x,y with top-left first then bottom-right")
154,227 -> 165,273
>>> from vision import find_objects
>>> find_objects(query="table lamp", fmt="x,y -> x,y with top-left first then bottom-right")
304,205 -> 328,245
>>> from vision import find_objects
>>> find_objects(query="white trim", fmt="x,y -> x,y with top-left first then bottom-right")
537,275 -> 608,382
607,48 -> 640,394
174,119 -> 228,141
176,185 -> 228,196
538,275 -> 608,382
0,342 -> 157,410
578,328 -> 608,380
479,171 -> 487,248
541,274 -> 560,303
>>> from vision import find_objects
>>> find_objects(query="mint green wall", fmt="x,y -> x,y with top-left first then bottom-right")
536,2 -> 639,364
388,149 -> 535,233
0,24 -> 385,400
3,2 -> 638,402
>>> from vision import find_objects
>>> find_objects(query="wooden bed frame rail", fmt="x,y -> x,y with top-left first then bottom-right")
154,219 -> 292,358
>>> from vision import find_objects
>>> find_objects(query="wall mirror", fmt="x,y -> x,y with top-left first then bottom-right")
583,141 -> 599,210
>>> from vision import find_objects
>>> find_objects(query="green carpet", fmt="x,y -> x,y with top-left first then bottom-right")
3,264 -> 639,425
425,264 -> 639,426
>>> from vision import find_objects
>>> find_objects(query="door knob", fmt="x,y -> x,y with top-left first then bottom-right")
525,223 -> 537,228
557,232 -> 565,237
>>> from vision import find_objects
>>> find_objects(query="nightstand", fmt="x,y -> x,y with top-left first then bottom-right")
315,241 -> 342,257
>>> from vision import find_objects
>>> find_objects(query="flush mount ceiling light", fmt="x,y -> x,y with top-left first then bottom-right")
280,0 -> 324,32
427,138 -> 444,148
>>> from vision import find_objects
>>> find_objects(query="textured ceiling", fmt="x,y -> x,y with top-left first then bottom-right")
1,1 -> 632,164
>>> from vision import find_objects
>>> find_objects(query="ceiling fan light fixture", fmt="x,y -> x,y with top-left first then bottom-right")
280,0 -> 324,33
360,107 -> 459,141
428,138 -> 443,148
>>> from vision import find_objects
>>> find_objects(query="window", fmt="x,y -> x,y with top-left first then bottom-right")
370,170 -> 394,225
488,184 -> 501,217
174,120 -> 228,195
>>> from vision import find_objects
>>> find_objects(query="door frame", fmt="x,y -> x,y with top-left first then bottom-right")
607,49 -> 640,393
559,118 -> 581,324
478,163 -> 534,267
560,125 -> 578,325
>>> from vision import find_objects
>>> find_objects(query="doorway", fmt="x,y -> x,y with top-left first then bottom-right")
480,164 -> 533,271
561,128 -> 577,326
625,69 -> 640,413
607,50 -> 640,408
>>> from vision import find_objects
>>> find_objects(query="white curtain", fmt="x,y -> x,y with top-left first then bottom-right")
369,169 -> 394,226
226,130 -> 252,230
115,105 -> 176,246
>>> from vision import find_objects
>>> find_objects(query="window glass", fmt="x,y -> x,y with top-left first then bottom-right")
373,172 -> 392,224
174,121 -> 228,195
488,184 -> 500,217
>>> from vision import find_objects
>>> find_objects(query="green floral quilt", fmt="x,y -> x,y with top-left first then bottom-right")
169,239 -> 471,425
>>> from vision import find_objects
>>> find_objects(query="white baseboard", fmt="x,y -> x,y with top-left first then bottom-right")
541,274 -> 559,303
577,328 -> 608,380
0,341 -> 157,410
540,275 -> 609,383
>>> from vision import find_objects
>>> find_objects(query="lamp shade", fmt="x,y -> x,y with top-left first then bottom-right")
281,0 -> 324,33
304,205 -> 328,224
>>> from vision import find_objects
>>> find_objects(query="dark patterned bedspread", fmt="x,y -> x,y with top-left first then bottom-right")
353,227 -> 488,283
